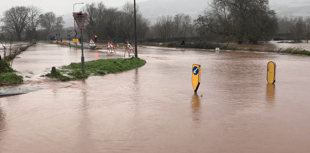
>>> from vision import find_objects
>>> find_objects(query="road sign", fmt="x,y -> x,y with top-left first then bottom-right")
73,13 -> 88,30
89,39 -> 96,47
192,64 -> 201,93
89,39 -> 95,44
72,38 -> 79,43
94,35 -> 97,38
267,61 -> 276,84
49,36 -> 55,40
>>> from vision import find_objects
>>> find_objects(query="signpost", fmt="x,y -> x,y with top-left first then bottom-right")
267,61 -> 276,84
73,13 -> 87,74
192,64 -> 201,93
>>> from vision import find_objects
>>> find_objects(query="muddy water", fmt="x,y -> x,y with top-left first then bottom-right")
1,44 -> 310,153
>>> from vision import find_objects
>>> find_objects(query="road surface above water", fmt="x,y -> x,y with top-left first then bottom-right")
1,43 -> 310,153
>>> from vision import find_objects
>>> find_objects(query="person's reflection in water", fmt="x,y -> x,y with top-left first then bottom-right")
191,94 -> 201,124
266,83 -> 276,109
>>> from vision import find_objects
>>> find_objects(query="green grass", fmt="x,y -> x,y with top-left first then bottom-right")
0,73 -> 23,86
45,57 -> 146,81
0,60 -> 23,86
0,60 -> 14,73
37,40 -> 50,44
280,48 -> 310,55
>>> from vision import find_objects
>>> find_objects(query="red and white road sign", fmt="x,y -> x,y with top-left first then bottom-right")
89,39 -> 95,44
73,13 -> 88,30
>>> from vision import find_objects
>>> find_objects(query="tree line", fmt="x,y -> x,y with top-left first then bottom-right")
0,0 -> 309,44
277,16 -> 310,42
0,6 -> 65,41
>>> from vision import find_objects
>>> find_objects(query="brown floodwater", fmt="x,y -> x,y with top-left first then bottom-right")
1,43 -> 310,153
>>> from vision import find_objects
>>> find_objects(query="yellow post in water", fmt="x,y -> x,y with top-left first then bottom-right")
267,61 -> 276,84
192,64 -> 201,93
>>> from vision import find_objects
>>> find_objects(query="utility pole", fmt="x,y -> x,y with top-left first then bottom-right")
134,0 -> 138,57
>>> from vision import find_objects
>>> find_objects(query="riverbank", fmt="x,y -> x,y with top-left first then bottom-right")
45,57 -> 146,81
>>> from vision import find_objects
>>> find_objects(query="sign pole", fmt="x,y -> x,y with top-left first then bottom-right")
81,29 -> 85,74
134,0 -> 138,58
73,13 -> 87,74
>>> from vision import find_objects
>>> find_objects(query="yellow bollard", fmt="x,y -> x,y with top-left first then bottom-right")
267,61 -> 276,84
192,64 -> 201,93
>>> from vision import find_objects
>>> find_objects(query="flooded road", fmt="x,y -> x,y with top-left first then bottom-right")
1,44 -> 310,153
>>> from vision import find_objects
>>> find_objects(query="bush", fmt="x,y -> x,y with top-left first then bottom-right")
45,70 -> 70,81
0,60 -> 14,73
0,73 -> 23,86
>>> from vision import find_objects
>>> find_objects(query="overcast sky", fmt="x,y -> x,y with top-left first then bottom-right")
0,0 -> 149,16
0,0 -> 309,20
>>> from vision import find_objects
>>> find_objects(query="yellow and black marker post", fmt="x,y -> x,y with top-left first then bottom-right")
267,61 -> 276,84
192,64 -> 201,93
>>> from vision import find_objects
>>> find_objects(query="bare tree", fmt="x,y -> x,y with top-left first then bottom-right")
304,17 -> 310,43
25,6 -> 42,40
155,15 -> 174,39
39,12 -> 65,35
196,0 -> 278,44
83,2 -> 149,42
1,6 -> 30,40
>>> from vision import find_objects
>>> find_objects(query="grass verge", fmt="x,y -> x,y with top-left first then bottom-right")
45,57 -> 146,81
0,60 -> 23,86
141,42 -> 237,50
280,48 -> 310,55
142,42 -> 310,55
